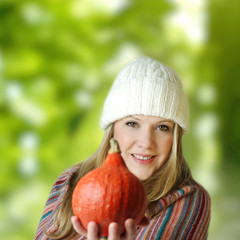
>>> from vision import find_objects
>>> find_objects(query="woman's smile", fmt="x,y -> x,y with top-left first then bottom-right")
131,154 -> 156,164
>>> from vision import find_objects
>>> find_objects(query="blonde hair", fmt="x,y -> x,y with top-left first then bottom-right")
47,123 -> 192,239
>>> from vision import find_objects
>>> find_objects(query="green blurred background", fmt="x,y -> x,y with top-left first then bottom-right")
0,0 -> 240,239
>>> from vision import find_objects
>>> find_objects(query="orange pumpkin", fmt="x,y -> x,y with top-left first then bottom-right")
72,138 -> 148,237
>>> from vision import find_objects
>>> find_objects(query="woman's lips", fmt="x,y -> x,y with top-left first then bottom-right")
131,154 -> 156,164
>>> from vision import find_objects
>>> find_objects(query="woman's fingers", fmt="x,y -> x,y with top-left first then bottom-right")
71,217 -> 147,240
124,219 -> 137,240
87,221 -> 99,240
108,220 -> 136,240
71,217 -> 100,240
108,222 -> 120,240
71,216 -> 87,236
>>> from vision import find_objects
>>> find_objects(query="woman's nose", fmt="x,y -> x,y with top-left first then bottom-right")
137,129 -> 155,149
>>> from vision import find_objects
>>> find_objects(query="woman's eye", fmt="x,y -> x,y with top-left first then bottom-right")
157,125 -> 169,131
126,122 -> 138,127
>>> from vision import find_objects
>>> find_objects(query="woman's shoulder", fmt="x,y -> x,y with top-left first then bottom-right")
171,179 -> 211,203
137,181 -> 211,239
34,165 -> 80,240
40,165 -> 80,222
55,165 -> 79,185
49,165 -> 79,194
159,180 -> 210,213
148,179 -> 211,220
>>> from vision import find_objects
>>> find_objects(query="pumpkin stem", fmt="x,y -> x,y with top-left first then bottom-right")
109,138 -> 121,154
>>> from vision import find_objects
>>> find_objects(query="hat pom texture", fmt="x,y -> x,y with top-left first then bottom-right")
100,57 -> 189,133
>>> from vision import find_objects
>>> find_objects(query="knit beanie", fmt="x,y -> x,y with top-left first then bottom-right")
100,56 -> 189,133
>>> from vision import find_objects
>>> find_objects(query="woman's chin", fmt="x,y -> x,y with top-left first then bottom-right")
133,172 -> 151,181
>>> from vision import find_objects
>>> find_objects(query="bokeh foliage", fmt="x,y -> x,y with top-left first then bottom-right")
0,0 -> 240,239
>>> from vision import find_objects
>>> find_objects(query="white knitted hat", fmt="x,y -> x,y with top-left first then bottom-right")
100,56 -> 189,133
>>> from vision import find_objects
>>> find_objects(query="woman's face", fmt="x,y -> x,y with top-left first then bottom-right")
113,115 -> 174,180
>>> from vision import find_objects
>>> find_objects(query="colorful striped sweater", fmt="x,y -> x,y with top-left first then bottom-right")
35,166 -> 211,240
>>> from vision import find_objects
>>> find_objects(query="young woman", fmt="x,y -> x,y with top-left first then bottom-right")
35,56 -> 211,240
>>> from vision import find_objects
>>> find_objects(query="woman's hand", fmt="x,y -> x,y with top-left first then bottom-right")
71,216 -> 87,237
71,216 -> 149,240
